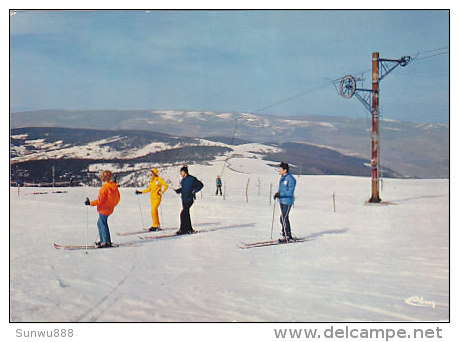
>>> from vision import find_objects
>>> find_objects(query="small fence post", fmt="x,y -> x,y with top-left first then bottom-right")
245,178 -> 250,203
333,192 -> 336,213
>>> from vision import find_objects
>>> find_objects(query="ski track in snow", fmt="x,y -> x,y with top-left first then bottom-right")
10,160 -> 449,322
75,263 -> 137,322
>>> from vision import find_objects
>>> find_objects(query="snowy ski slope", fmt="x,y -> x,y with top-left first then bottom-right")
10,158 -> 448,322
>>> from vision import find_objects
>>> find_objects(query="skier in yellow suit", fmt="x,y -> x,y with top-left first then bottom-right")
135,168 -> 168,231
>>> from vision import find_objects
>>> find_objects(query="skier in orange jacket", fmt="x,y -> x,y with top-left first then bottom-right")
85,170 -> 121,248
136,168 -> 169,231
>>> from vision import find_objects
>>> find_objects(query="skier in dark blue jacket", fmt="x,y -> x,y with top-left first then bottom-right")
274,162 -> 296,242
174,166 -> 204,234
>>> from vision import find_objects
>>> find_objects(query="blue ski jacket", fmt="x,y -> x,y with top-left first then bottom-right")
278,172 -> 296,205
176,175 -> 204,204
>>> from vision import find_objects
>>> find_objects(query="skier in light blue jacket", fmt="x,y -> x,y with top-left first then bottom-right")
274,162 -> 296,242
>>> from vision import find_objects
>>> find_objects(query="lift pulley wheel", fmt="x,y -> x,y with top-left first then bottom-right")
399,56 -> 411,67
339,75 -> 356,99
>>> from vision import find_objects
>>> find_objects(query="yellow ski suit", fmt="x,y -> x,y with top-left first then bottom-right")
142,176 -> 168,228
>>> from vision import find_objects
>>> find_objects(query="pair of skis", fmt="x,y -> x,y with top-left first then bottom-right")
133,225 -> 311,248
138,228 -> 217,241
136,222 -> 257,241
53,242 -> 140,250
54,224 -> 309,250
238,237 -> 310,249
53,227 -> 202,250
116,227 -> 176,236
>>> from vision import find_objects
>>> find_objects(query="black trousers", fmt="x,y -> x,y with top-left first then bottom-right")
179,201 -> 194,233
216,185 -> 222,195
280,203 -> 293,238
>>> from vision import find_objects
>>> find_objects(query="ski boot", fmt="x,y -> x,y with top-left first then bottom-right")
95,241 -> 113,248
278,235 -> 293,243
176,229 -> 195,235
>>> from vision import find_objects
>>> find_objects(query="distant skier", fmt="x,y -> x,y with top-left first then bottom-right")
85,170 -> 120,248
273,162 -> 296,242
215,175 -> 223,196
135,168 -> 169,231
17,179 -> 23,196
174,166 -> 204,234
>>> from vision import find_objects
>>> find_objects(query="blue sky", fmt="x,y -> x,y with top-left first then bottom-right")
10,10 -> 449,123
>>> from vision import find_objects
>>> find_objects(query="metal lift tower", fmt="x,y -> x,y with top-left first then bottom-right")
336,52 -> 412,203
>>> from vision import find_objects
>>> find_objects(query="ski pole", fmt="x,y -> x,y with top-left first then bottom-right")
136,193 -> 145,229
160,201 -> 164,228
85,205 -> 89,254
270,199 -> 276,239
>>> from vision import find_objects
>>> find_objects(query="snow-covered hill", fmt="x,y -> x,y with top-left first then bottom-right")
11,110 -> 449,178
10,127 -> 233,186
10,157 -> 449,322
10,127 -> 229,163
12,126 -> 402,187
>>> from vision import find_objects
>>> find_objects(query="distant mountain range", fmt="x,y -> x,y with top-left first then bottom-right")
10,109 -> 449,181
11,126 -> 401,186
10,127 -> 231,186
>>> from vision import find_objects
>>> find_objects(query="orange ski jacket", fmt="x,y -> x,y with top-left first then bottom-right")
90,181 -> 121,215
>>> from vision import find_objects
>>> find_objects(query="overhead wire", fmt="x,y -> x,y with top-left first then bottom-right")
220,80 -> 334,177
223,45 -> 449,183
220,117 -> 241,177
253,79 -> 333,114
407,46 -> 449,62
414,46 -> 449,55
240,45 -> 449,136
414,51 -> 449,61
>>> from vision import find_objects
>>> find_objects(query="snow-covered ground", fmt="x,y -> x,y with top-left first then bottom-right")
10,159 -> 448,322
